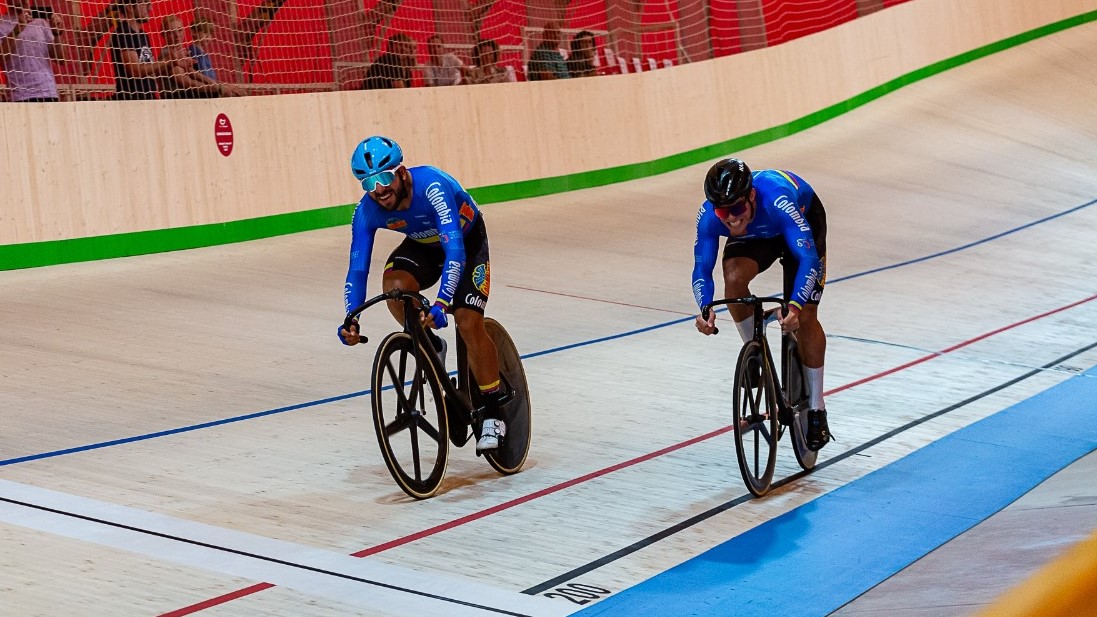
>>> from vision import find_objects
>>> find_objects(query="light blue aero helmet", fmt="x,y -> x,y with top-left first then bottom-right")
350,136 -> 404,192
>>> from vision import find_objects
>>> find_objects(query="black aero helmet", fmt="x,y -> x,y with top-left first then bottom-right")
704,158 -> 752,205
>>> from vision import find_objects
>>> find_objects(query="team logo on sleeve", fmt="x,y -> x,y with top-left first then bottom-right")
473,263 -> 490,295
460,202 -> 476,222
386,218 -> 407,230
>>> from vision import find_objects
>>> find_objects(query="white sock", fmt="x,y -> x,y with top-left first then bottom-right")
734,316 -> 755,343
806,366 -> 825,410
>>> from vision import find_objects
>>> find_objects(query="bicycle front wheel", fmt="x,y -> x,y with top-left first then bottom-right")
371,332 -> 449,499
732,339 -> 779,497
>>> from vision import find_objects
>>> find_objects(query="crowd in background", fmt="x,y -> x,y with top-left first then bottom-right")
361,21 -> 600,90
1,0 -> 243,101
3,0 -> 891,101
1,0 -> 606,101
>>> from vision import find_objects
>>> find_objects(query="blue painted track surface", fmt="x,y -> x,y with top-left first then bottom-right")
577,366 -> 1097,617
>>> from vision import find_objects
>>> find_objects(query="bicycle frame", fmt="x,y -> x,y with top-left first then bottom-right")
702,295 -> 796,421
345,289 -> 471,414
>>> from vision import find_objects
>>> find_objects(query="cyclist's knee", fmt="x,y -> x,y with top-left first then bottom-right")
382,270 -> 419,292
722,259 -> 756,294
798,305 -> 820,325
453,308 -> 485,334
723,272 -> 753,295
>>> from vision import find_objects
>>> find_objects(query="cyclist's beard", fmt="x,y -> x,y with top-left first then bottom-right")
394,181 -> 410,206
375,180 -> 410,211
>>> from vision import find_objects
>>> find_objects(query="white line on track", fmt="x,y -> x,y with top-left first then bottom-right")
0,479 -> 571,617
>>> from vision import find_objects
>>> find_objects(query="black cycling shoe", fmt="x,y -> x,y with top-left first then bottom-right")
806,408 -> 832,451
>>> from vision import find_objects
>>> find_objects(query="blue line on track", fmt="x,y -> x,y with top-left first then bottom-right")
2,198 -> 1094,467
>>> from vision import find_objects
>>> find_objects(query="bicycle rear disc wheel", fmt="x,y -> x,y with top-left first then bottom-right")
482,318 -> 531,475
732,340 -> 779,497
784,338 -> 818,471
372,332 -> 449,499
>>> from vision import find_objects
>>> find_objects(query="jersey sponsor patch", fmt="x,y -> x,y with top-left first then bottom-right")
473,263 -> 490,296
408,229 -> 439,242
386,218 -> 407,230
463,293 -> 487,310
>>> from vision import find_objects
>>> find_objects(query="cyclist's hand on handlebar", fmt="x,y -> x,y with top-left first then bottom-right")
696,311 -> 718,336
338,318 -> 362,346
422,303 -> 449,329
777,306 -> 800,333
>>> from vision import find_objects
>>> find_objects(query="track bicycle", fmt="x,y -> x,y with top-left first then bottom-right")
702,295 -> 817,496
344,289 -> 532,499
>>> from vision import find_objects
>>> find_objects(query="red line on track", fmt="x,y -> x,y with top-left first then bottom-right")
161,292 -> 1097,615
160,583 -> 275,616
827,292 -> 1097,396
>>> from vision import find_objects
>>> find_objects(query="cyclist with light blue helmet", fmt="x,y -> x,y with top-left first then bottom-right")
337,136 -> 508,452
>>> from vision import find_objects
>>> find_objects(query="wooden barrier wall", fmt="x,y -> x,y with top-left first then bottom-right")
1,0 -> 1095,247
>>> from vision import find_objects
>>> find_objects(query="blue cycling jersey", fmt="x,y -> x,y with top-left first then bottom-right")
344,166 -> 481,313
692,169 -> 821,311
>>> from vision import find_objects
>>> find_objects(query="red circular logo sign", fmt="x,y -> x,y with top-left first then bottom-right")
215,113 -> 234,157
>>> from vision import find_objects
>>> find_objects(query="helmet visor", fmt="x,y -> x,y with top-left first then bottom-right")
361,169 -> 397,192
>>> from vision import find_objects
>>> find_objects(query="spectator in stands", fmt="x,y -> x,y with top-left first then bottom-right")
158,15 -> 244,98
188,19 -> 245,96
465,38 -> 509,85
423,34 -> 463,86
110,0 -> 190,100
0,0 -> 63,102
567,30 -> 596,78
363,33 -> 416,90
527,21 -> 568,81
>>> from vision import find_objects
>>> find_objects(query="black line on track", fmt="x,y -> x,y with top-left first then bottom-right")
522,341 -> 1097,595
0,495 -> 533,617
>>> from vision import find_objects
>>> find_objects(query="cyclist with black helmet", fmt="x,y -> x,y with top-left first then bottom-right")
337,135 -> 508,452
692,158 -> 832,450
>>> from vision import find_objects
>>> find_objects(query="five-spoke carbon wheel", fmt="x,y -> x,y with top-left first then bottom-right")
371,332 -> 449,499
732,339 -> 779,497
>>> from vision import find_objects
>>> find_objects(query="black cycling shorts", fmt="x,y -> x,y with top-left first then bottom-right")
722,194 -> 828,305
384,216 -> 491,313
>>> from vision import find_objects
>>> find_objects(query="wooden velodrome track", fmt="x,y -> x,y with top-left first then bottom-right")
2,20 -> 1097,617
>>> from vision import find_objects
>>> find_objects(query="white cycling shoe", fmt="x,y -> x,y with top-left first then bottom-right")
476,418 -> 506,451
